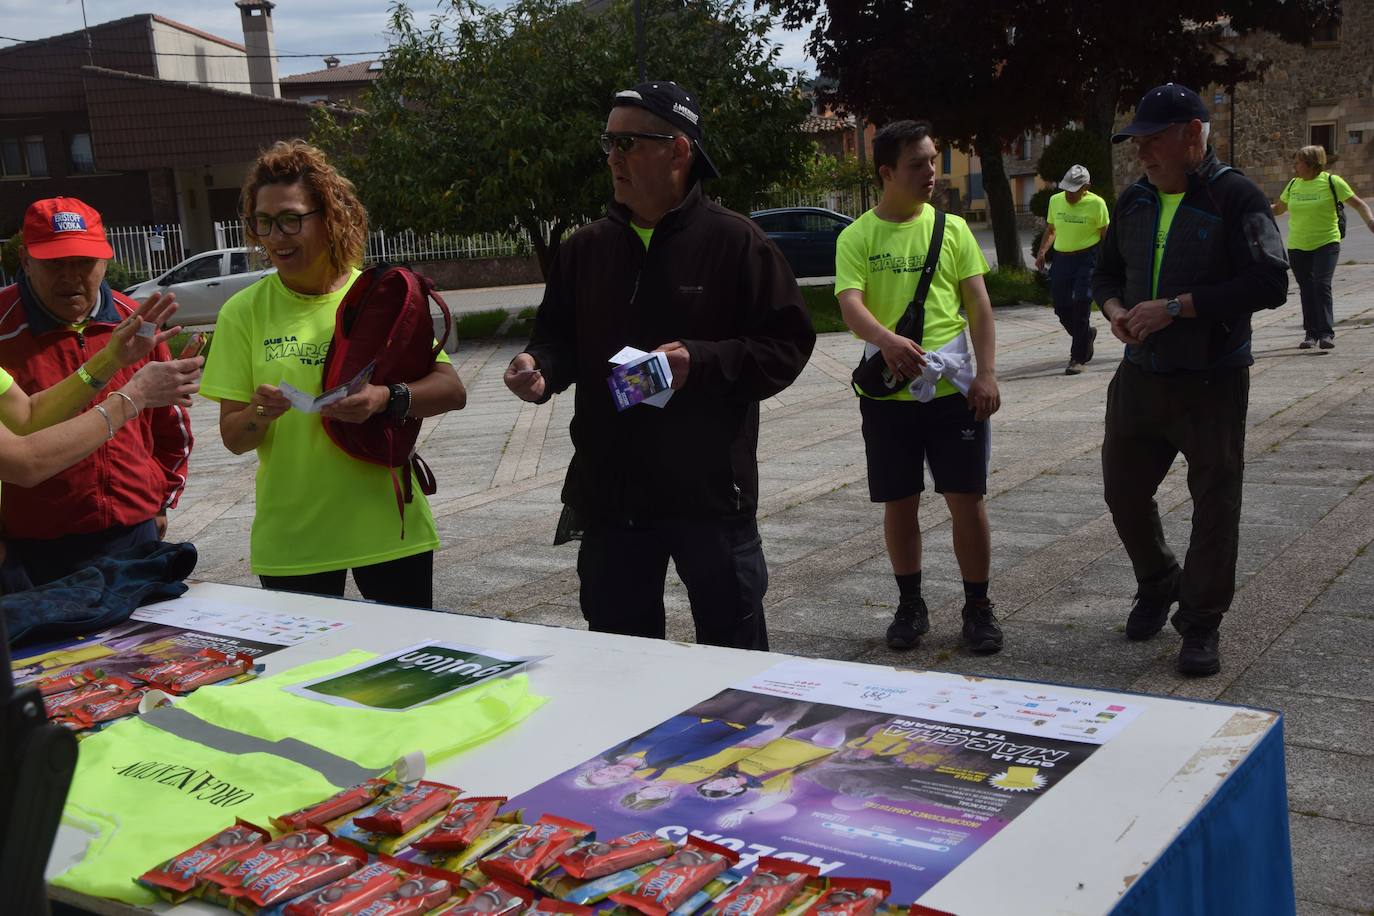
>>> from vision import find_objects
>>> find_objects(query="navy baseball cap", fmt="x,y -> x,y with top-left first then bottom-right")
1111,83 -> 1210,143
612,81 -> 720,179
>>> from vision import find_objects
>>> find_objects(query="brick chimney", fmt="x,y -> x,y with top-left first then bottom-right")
235,0 -> 279,98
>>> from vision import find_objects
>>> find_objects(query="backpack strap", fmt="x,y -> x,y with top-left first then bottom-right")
896,209 -> 947,343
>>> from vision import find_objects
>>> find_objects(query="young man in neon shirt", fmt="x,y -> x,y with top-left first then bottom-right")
834,120 -> 1002,655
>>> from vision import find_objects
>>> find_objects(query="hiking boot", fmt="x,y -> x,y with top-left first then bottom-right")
1125,592 -> 1175,641
1065,360 -> 1084,376
1319,336 -> 1335,350
1298,337 -> 1316,349
961,599 -> 1003,654
1177,629 -> 1221,676
886,597 -> 930,650
1084,326 -> 1098,363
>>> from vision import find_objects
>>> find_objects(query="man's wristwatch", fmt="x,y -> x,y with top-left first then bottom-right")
1165,297 -> 1183,318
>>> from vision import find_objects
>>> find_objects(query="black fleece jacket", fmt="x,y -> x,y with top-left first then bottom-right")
1092,149 -> 1289,373
524,183 -> 816,527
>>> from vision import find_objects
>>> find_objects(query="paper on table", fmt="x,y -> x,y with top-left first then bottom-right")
608,346 -> 673,408
279,359 -> 377,413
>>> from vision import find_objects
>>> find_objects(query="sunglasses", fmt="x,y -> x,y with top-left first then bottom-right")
599,131 -> 678,155
248,209 -> 322,236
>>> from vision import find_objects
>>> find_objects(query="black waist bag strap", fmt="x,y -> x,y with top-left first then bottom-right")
852,209 -> 947,397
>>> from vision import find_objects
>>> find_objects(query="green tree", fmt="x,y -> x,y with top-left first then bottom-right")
764,0 -> 1335,268
313,0 -> 812,277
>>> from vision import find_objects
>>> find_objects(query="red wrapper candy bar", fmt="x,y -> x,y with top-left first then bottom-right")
137,820 -> 271,900
208,828 -> 331,888
273,779 -> 390,832
610,837 -> 740,916
351,868 -> 456,915
160,651 -> 253,694
132,653 -> 217,685
801,878 -> 891,916
412,796 -> 507,852
284,858 -> 403,915
231,843 -> 367,909
558,831 -> 676,880
353,781 -> 459,835
526,899 -> 593,916
74,687 -> 148,725
706,858 -> 819,916
33,669 -> 98,696
427,878 -> 533,916
480,814 -> 593,885
43,677 -> 135,718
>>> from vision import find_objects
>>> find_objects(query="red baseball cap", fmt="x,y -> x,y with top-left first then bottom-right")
22,197 -> 114,259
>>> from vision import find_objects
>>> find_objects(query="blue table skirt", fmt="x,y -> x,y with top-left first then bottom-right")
1114,715 -> 1293,915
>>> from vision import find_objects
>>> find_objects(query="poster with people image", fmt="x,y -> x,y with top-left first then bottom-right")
509,660 -> 1142,901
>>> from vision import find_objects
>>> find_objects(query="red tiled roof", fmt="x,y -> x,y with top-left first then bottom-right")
281,60 -> 382,84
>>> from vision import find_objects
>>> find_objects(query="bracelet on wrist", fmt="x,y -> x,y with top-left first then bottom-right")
92,403 -> 115,441
108,390 -> 140,421
75,363 -> 109,390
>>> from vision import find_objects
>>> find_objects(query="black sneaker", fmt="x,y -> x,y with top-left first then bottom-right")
1085,326 -> 1097,363
1125,593 -> 1175,641
1065,360 -> 1084,376
1177,629 -> 1221,676
1319,336 -> 1335,350
886,597 -> 930,650
961,599 -> 1003,654
1298,337 -> 1316,349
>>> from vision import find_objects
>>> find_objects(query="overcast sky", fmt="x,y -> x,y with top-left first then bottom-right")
0,0 -> 814,78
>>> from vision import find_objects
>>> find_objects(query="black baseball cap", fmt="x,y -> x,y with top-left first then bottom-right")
612,81 -> 720,179
1111,83 -> 1210,143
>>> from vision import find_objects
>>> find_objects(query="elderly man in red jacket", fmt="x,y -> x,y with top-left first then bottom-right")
0,197 -> 197,589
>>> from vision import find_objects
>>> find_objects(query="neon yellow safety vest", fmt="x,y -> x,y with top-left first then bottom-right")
52,651 -> 545,904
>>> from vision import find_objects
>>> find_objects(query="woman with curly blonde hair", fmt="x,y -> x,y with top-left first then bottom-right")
200,140 -> 465,608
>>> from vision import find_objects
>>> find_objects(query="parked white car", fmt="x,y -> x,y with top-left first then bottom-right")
123,248 -> 274,326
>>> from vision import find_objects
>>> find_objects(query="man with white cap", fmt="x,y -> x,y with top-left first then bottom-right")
503,81 -> 815,650
0,197 -> 203,590
1035,164 -> 1109,374
1091,84 -> 1288,676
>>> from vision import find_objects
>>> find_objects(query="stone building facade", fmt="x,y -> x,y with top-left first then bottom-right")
1112,0 -> 1374,202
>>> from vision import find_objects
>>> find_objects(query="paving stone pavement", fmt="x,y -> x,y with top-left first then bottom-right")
171,265 -> 1374,915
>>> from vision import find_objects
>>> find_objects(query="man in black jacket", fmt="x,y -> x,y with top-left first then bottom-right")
504,81 -> 816,650
1093,84 -> 1288,676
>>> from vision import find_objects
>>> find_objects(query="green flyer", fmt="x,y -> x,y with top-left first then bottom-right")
285,642 -> 544,710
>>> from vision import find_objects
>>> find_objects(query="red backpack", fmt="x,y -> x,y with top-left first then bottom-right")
320,264 -> 453,537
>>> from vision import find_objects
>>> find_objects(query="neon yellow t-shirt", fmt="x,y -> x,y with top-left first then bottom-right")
199,271 -> 449,575
1152,192 -> 1186,298
835,206 -> 988,401
1280,172 -> 1354,251
632,223 -> 654,250
1046,191 -> 1109,253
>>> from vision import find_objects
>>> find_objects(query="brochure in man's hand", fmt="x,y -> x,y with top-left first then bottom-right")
607,347 -> 673,411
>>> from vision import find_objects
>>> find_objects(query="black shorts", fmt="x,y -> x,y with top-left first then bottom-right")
860,394 -> 990,501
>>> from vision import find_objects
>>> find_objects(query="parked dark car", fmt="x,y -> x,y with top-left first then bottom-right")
750,207 -> 854,278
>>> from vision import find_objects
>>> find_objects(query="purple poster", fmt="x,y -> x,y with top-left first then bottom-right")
508,687 -> 1101,902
